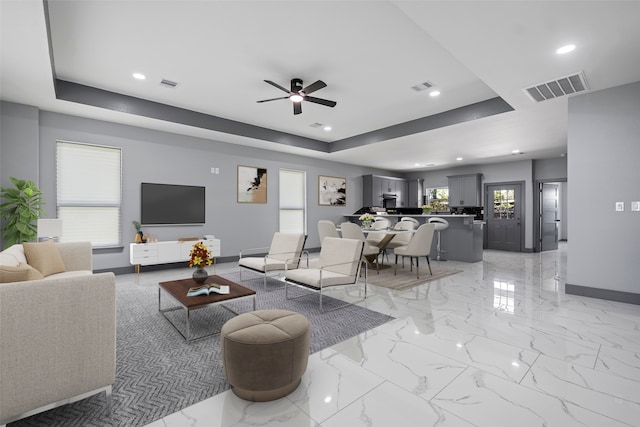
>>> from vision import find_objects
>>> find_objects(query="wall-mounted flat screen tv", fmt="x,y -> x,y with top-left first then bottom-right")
141,183 -> 205,225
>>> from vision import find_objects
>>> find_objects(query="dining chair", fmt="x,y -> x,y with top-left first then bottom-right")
339,222 -> 382,273
366,216 -> 391,246
393,223 -> 436,279
386,220 -> 415,250
317,220 -> 340,247
238,232 -> 307,289
284,237 -> 366,312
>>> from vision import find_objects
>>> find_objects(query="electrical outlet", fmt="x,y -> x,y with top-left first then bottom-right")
632,201 -> 640,212
615,202 -> 624,212
210,167 -> 216,174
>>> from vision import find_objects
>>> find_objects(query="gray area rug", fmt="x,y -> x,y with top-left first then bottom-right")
10,271 -> 393,427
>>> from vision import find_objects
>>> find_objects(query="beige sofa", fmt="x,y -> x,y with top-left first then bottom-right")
0,241 -> 116,426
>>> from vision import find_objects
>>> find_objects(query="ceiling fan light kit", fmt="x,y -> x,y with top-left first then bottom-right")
257,78 -> 337,115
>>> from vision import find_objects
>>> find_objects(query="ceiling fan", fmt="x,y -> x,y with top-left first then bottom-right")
257,78 -> 337,115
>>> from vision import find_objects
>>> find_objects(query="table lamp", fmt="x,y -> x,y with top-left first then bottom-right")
37,219 -> 63,242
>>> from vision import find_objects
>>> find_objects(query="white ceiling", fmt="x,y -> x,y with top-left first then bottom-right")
2,1 -> 640,171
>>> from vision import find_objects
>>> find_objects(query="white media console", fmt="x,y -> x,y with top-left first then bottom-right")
129,239 -> 221,273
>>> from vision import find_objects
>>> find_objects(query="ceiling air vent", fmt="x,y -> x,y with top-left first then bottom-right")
159,79 -> 179,89
411,81 -> 434,92
309,122 -> 324,128
524,71 -> 588,103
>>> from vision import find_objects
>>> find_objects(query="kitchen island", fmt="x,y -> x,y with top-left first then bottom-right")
344,214 -> 483,263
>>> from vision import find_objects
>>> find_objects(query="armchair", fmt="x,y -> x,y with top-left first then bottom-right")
284,237 -> 366,312
238,232 -> 307,288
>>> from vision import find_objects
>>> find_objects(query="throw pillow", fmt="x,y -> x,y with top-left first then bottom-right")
23,240 -> 66,277
0,262 -> 45,283
0,244 -> 28,267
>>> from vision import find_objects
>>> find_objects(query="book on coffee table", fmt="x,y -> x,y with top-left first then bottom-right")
186,283 -> 230,297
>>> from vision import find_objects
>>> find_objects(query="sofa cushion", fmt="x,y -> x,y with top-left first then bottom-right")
23,240 -> 66,277
0,263 -> 45,283
0,244 -> 28,267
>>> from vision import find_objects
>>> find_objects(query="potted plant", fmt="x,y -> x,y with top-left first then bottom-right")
188,241 -> 212,283
359,213 -> 375,228
421,204 -> 432,215
0,177 -> 46,246
132,220 -> 144,243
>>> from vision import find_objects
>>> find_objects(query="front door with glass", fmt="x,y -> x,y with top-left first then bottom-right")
486,183 -> 522,251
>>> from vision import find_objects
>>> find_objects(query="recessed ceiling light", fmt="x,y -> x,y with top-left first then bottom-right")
512,149 -> 520,154
133,73 -> 146,80
323,126 -> 332,131
456,157 -> 463,161
556,44 -> 576,54
414,163 -> 421,167
429,90 -> 440,97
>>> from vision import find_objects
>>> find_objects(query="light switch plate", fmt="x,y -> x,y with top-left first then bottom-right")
632,201 -> 640,212
615,202 -> 624,212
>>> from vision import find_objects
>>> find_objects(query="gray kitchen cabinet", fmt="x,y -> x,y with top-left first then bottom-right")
407,179 -> 422,207
362,175 -> 408,207
448,173 -> 482,207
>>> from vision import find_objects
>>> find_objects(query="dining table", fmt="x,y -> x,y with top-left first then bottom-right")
361,228 -> 413,269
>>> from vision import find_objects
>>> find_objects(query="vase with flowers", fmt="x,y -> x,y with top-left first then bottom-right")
188,241 -> 213,283
359,213 -> 375,229
421,204 -> 432,215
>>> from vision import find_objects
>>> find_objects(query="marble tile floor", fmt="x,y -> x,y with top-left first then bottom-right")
143,243 -> 640,426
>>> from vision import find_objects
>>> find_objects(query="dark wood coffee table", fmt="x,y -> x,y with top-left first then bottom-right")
158,275 -> 256,343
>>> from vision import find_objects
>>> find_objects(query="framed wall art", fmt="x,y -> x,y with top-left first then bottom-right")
237,165 -> 268,203
318,175 -> 346,206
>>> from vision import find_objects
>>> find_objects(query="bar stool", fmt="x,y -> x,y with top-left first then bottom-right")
428,217 -> 449,261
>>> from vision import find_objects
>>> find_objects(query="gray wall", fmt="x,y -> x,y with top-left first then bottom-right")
567,81 -> 640,296
0,103 -> 41,248
1,102 -> 393,270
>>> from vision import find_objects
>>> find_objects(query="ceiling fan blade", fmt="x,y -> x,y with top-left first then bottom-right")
264,80 -> 291,94
293,102 -> 302,115
304,96 -> 337,108
256,96 -> 289,103
301,80 -> 327,95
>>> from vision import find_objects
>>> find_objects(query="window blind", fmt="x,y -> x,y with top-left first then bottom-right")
279,169 -> 306,234
56,141 -> 122,246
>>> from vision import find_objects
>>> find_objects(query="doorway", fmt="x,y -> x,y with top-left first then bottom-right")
540,183 -> 559,251
485,182 -> 524,251
535,179 -> 567,252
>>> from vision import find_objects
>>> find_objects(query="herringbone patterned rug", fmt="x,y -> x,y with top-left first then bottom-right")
11,271 -> 392,427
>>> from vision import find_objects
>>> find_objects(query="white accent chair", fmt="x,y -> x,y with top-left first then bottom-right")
317,220 -> 340,247
238,232 -> 307,288
339,222 -> 382,272
284,237 -> 366,312
393,223 -> 436,279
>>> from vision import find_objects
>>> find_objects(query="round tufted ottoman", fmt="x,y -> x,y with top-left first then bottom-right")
221,309 -> 310,401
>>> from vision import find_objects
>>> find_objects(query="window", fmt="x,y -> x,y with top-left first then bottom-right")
56,141 -> 122,247
425,187 -> 449,210
279,169 -> 306,234
493,189 -> 516,219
